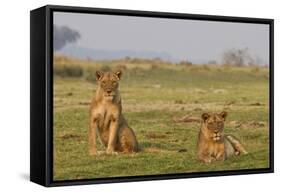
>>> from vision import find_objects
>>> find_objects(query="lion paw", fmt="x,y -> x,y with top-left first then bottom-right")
97,151 -> 107,155
106,149 -> 119,155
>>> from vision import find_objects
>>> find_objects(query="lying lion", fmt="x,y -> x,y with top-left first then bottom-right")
88,70 -> 139,155
197,111 -> 247,163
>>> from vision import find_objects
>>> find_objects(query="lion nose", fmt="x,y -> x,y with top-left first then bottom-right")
106,90 -> 112,94
214,130 -> 219,133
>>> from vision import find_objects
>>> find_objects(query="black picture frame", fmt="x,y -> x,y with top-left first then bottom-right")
30,4 -> 274,187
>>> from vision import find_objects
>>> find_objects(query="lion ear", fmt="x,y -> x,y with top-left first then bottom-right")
201,113 -> 210,122
115,70 -> 122,80
96,71 -> 103,81
220,111 -> 228,120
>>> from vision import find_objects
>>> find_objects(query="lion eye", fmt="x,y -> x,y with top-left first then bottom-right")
112,81 -> 117,85
101,81 -> 106,85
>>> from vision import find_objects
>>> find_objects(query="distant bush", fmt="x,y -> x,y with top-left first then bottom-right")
207,60 -> 217,65
84,67 -> 97,83
100,65 -> 111,72
54,64 -> 83,77
178,60 -> 192,67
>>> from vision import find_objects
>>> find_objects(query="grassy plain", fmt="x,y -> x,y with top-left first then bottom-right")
53,56 -> 270,180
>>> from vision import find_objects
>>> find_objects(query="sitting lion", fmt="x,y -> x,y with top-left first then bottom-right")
88,70 -> 139,155
197,111 -> 247,163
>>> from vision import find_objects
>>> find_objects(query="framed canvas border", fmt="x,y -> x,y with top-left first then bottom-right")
30,5 -> 274,187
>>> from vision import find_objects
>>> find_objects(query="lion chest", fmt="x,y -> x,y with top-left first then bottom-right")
207,141 -> 225,157
92,103 -> 119,133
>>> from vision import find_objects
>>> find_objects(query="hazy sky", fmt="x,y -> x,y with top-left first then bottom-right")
54,12 -> 270,64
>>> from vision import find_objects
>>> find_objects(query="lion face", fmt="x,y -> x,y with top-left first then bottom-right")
201,111 -> 227,142
96,70 -> 122,101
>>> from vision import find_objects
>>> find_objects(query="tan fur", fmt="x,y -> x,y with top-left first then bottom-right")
197,111 -> 247,163
88,70 -> 139,155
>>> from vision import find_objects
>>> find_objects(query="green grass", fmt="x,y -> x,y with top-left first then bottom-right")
53,58 -> 269,180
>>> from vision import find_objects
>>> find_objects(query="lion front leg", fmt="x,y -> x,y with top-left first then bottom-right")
106,115 -> 119,155
89,116 -> 98,156
215,144 -> 226,161
197,151 -> 215,163
199,155 -> 215,163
